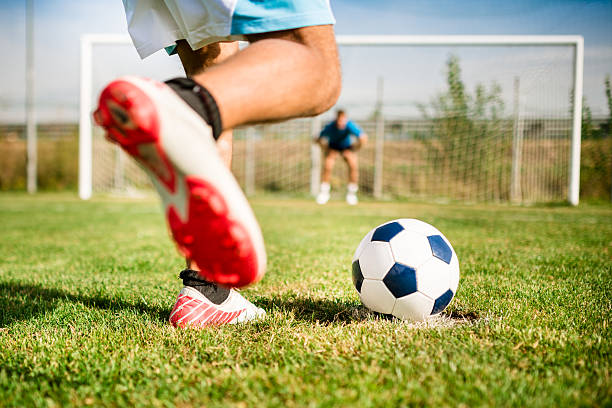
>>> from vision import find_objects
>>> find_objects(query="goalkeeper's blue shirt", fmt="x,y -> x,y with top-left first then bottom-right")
320,120 -> 363,150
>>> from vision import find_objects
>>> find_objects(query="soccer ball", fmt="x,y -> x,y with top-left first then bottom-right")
352,219 -> 459,321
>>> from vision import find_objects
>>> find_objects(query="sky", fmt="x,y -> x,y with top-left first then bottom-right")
0,0 -> 611,122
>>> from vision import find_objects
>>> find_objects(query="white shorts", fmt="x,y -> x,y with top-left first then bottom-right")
122,0 -> 336,59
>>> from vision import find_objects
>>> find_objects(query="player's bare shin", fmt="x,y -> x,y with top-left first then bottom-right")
343,150 -> 359,184
322,149 -> 338,183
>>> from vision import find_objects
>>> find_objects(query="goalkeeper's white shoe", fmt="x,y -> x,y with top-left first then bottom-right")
346,193 -> 358,205
316,182 -> 331,205
316,191 -> 330,205
346,183 -> 358,205
94,76 -> 266,288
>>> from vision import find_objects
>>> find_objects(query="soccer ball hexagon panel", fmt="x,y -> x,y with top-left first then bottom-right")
416,257 -> 451,300
352,218 -> 460,321
352,229 -> 374,262
390,229 -> 433,269
359,279 -> 396,314
359,241 -> 395,280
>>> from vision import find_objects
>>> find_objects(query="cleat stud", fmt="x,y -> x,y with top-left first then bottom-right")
220,238 -> 236,249
222,274 -> 240,285
93,110 -> 103,125
208,195 -> 227,215
234,242 -> 251,258
191,187 -> 210,199
229,225 -> 247,242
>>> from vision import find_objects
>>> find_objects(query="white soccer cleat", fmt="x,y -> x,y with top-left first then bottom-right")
316,191 -> 330,205
346,183 -> 359,205
346,193 -> 358,205
169,285 -> 266,328
316,182 -> 331,205
94,76 -> 266,288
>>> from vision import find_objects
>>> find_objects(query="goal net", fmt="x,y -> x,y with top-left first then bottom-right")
80,35 -> 583,204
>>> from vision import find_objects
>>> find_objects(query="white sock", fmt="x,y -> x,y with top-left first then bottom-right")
320,182 -> 330,193
347,183 -> 358,194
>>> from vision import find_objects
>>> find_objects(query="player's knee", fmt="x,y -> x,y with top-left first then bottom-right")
306,42 -> 341,115
313,60 -> 341,115
248,25 -> 341,115
294,26 -> 341,115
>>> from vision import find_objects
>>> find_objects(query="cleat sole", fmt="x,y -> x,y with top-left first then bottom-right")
95,78 -> 264,288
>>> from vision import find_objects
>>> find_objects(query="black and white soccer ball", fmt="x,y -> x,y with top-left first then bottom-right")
352,219 -> 460,321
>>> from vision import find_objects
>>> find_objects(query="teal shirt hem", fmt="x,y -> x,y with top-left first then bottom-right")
231,11 -> 335,35
165,45 -> 178,55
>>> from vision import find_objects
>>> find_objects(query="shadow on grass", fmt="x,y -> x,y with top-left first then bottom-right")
255,295 -> 481,325
255,295 -> 370,324
0,281 -> 481,328
0,281 -> 168,327
447,310 -> 480,321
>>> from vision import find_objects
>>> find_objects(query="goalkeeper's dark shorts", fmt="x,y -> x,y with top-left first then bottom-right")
328,144 -> 356,152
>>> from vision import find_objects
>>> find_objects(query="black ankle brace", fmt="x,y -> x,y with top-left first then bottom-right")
179,269 -> 230,305
164,77 -> 223,140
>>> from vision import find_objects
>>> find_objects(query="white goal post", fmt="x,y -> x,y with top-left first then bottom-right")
79,34 -> 584,204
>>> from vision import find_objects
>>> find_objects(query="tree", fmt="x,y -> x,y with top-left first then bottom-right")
581,97 -> 594,140
419,55 -> 507,197
605,75 -> 611,137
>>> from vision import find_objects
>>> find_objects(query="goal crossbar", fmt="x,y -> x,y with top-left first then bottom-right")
79,34 -> 584,204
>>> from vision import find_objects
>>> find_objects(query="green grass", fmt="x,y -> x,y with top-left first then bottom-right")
0,193 -> 610,407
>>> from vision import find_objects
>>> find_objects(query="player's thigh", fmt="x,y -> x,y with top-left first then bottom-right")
177,40 -> 239,77
342,149 -> 358,167
246,25 -> 336,53
324,149 -> 339,166
246,26 -> 340,98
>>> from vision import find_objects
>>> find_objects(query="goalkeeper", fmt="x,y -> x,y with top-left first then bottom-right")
316,109 -> 368,205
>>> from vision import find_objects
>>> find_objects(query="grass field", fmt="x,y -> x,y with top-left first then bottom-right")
0,193 -> 610,407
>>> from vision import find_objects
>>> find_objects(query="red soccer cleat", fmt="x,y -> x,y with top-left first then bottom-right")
94,77 -> 266,288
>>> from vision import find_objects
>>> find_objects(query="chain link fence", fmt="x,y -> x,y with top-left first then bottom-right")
229,115 -> 576,203
1,118 -> 611,202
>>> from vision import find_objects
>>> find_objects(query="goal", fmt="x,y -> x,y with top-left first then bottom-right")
79,34 -> 584,204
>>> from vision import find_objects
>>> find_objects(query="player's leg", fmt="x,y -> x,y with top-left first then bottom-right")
342,149 -> 359,184
176,41 -> 238,77
95,19 -> 339,288
177,40 -> 238,167
95,69 -> 266,288
190,25 -> 341,130
322,149 -> 339,184
177,40 -> 237,270
317,149 -> 338,204
160,41 -> 265,326
342,149 -> 359,205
